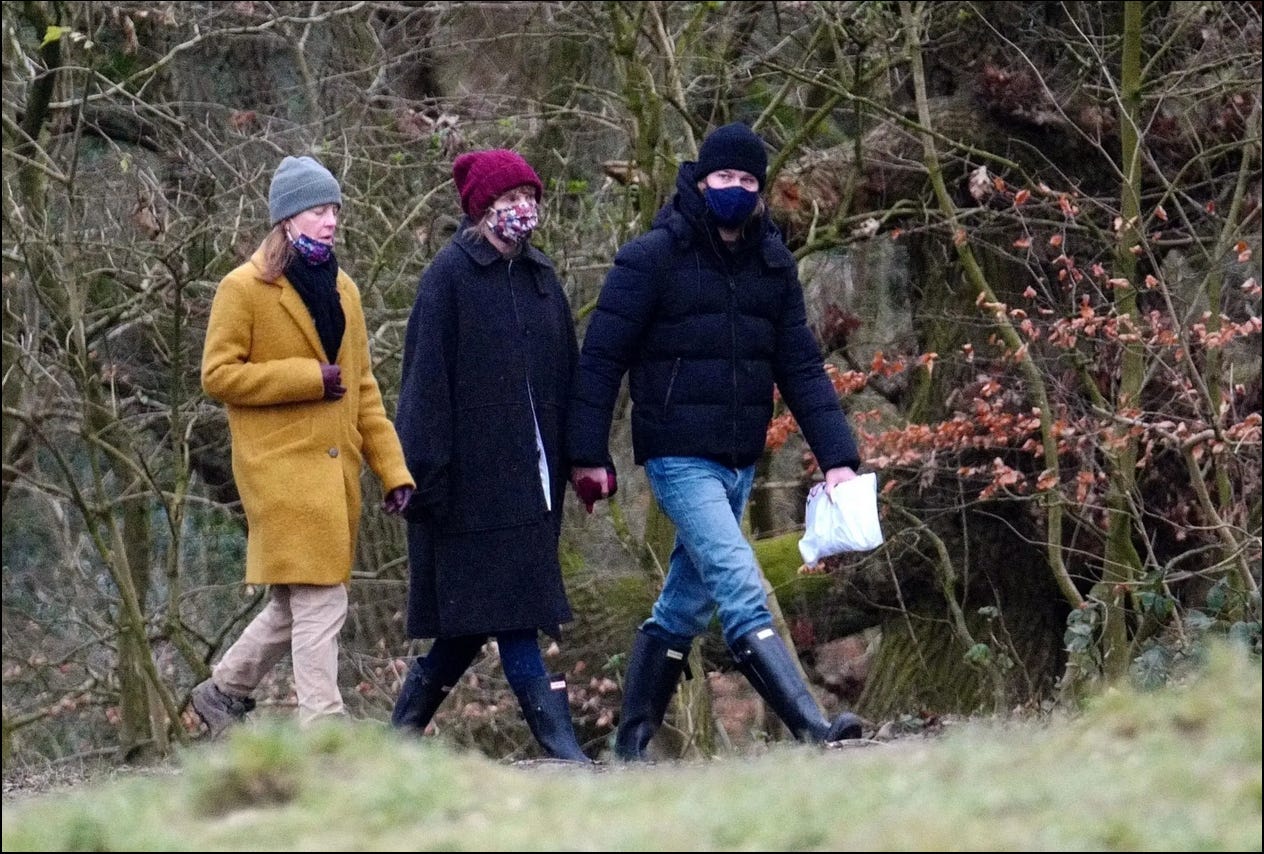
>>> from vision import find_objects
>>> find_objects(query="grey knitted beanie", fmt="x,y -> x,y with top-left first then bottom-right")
269,156 -> 342,226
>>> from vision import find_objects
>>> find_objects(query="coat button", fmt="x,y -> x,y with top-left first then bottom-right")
328,447 -> 339,458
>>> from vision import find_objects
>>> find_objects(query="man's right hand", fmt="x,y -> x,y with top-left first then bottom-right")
320,363 -> 346,401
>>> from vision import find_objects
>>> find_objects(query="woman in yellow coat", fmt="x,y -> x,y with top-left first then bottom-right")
194,155 -> 414,735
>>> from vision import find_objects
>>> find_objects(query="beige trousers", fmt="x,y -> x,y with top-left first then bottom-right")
212,583 -> 349,726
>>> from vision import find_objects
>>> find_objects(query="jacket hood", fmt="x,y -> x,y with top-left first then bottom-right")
652,161 -> 794,270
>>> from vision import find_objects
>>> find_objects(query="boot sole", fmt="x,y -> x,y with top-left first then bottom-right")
826,712 -> 864,741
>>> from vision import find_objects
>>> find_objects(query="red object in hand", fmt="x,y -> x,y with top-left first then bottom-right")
574,470 -> 617,513
574,475 -> 603,514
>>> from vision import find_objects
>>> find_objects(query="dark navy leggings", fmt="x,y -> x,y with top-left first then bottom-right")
419,628 -> 546,693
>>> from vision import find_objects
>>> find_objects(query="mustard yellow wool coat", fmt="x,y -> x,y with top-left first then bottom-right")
201,251 -> 414,586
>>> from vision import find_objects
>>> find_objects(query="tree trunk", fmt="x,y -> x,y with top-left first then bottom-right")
116,501 -> 155,759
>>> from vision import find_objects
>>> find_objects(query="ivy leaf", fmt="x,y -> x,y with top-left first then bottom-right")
1184,610 -> 1215,633
41,26 -> 73,48
1138,590 -> 1174,619
1227,620 -> 1261,651
1206,579 -> 1229,614
1064,621 -> 1095,652
1130,646 -> 1170,691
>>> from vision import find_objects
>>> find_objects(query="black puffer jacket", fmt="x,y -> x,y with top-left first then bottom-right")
568,162 -> 859,473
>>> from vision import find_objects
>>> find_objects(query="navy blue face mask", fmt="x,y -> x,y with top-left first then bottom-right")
704,186 -> 760,228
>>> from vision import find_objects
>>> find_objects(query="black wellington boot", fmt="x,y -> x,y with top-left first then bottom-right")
391,657 -> 455,734
614,628 -> 691,761
514,674 -> 593,763
730,627 -> 863,743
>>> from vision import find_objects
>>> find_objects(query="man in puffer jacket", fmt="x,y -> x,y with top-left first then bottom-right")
568,122 -> 865,760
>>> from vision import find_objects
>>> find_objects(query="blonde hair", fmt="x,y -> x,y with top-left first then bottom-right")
256,222 -> 295,282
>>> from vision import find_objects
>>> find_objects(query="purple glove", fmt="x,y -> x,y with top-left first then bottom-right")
382,485 -> 414,516
320,363 -> 346,401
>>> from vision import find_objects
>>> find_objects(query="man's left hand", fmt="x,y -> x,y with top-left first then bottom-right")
824,466 -> 858,495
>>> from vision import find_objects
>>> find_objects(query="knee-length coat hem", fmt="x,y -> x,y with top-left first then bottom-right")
396,228 -> 578,638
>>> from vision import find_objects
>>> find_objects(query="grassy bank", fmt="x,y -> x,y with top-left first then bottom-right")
3,646 -> 1259,851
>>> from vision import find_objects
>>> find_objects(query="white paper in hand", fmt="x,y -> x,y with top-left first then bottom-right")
798,472 -> 885,564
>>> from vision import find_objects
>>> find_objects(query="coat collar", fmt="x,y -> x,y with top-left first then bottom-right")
249,248 -> 343,360
453,219 -> 556,272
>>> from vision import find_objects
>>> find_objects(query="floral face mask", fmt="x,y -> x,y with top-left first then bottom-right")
290,232 -> 334,265
488,201 -> 539,244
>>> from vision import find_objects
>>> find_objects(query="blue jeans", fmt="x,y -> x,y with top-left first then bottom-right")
643,456 -> 771,648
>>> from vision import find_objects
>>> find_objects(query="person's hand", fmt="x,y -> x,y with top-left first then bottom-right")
320,363 -> 346,400
824,466 -> 857,498
571,466 -> 615,514
382,485 -> 414,516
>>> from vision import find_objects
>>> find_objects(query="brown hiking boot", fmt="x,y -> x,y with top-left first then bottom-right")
191,679 -> 256,738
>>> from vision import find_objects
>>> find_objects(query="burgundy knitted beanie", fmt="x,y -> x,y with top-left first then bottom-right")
452,149 -> 543,221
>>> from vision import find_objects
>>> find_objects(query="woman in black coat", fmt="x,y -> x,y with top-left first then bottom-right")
392,149 -> 589,762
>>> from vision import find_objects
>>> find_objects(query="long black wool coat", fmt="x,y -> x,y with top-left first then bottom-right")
396,225 -> 579,639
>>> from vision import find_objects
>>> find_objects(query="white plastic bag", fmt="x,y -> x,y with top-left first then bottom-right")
798,472 -> 885,564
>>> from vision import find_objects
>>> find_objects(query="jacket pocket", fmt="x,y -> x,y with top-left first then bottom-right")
237,415 -> 314,465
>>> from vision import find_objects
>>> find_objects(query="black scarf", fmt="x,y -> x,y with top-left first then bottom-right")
284,253 -> 345,363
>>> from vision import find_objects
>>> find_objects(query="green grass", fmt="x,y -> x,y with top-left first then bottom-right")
3,646 -> 1260,852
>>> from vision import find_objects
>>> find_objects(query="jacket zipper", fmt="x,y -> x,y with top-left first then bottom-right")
663,358 -> 681,413
728,275 -> 739,465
